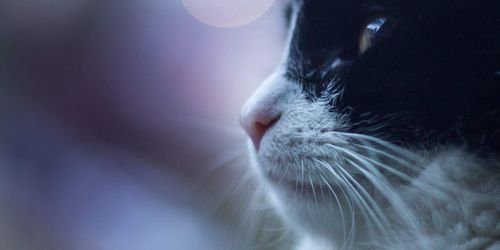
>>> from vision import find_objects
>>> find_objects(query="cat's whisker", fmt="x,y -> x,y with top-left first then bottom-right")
242,205 -> 273,247
201,170 -> 273,248
353,153 -> 415,182
247,174 -> 299,248
344,192 -> 357,250
276,162 -> 291,186
335,165 -> 387,241
352,142 -> 421,168
324,140 -> 439,247
300,159 -> 306,197
319,155 -> 391,229
343,157 -> 424,240
324,156 -> 360,248
308,175 -> 318,204
196,163 -> 247,190
327,141 -> 445,201
325,143 -> 414,183
209,147 -> 249,170
318,173 -> 347,243
350,148 -> 444,198
234,0 -> 500,247
332,131 -> 423,161
330,145 -> 426,242
315,159 -> 390,235
319,162 -> 357,249
219,170 -> 257,202
194,150 -> 250,208
318,171 -> 356,250
252,227 -> 291,249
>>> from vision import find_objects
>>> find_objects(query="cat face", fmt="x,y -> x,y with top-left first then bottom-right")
240,0 -> 500,244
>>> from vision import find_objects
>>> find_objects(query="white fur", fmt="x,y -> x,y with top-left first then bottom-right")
244,72 -> 500,249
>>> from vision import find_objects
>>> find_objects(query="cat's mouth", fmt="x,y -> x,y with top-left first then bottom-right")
253,125 -> 375,200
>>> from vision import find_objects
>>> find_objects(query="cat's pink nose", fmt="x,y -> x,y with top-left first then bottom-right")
240,74 -> 288,150
240,106 -> 280,150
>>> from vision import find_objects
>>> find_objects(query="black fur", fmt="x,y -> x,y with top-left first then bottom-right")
285,0 -> 500,153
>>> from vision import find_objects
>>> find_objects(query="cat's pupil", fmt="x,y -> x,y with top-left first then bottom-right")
359,16 -> 388,54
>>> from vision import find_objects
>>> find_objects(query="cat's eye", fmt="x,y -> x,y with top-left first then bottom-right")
359,16 -> 389,54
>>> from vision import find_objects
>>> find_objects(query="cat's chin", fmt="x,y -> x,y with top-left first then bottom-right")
253,138 -> 368,202
250,145 -> 368,246
254,157 -> 359,246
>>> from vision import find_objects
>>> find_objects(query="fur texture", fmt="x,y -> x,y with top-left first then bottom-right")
241,0 -> 500,249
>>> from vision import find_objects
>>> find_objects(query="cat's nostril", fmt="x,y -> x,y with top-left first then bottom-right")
240,108 -> 281,150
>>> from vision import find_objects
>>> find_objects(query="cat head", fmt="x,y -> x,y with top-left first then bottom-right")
240,0 -> 500,246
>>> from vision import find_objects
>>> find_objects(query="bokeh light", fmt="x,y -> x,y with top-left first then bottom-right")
182,0 -> 275,28
0,0 -> 288,249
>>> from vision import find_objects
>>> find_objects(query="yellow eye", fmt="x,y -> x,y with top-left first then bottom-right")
359,17 -> 389,54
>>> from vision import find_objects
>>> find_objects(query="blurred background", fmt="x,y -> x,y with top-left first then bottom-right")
0,0 -> 290,249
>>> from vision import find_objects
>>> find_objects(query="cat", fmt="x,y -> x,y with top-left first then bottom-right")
240,0 -> 500,249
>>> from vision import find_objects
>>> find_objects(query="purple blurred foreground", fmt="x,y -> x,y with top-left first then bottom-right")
0,0 -> 285,249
